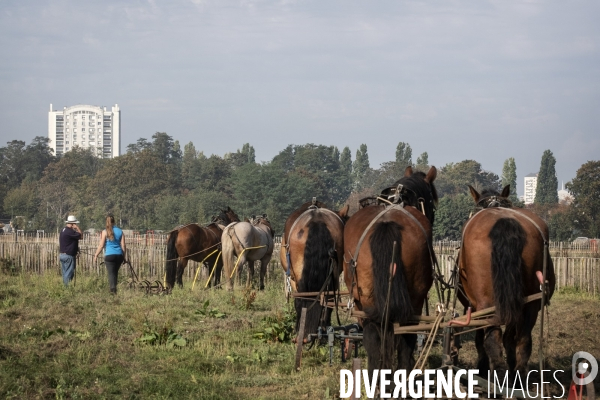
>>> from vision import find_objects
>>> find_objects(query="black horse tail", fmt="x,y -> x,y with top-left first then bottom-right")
295,220 -> 335,334
489,217 -> 526,326
165,230 -> 179,289
369,221 -> 412,325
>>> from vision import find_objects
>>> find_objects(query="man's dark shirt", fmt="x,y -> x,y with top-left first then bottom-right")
59,226 -> 81,256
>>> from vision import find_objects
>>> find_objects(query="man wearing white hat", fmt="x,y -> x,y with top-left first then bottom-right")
59,215 -> 82,286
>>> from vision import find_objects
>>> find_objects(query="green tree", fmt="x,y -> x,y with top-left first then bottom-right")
181,142 -> 200,191
432,194 -> 473,240
416,152 -> 429,171
534,150 -> 558,205
501,157 -> 518,202
548,206 -> 574,241
225,143 -> 256,168
566,160 -> 600,238
395,142 -> 413,168
435,160 -> 500,198
352,144 -> 370,187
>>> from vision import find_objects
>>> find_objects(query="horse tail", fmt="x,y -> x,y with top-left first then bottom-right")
369,221 -> 412,324
165,230 -> 179,289
221,225 -> 237,289
489,217 -> 526,326
295,220 -> 335,333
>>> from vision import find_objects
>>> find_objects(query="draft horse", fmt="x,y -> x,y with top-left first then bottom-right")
280,198 -> 350,334
343,166 -> 438,373
165,207 -> 240,290
221,214 -> 275,291
459,185 -> 556,377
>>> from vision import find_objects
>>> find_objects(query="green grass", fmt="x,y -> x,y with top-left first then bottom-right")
1,269 -> 599,399
0,271 -> 348,399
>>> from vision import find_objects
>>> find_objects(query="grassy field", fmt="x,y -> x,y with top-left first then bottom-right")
1,267 -> 599,399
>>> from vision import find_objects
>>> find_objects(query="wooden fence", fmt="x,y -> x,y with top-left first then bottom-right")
1,236 -> 598,294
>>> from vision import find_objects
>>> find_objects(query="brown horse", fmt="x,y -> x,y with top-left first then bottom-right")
165,207 -> 240,290
343,166 -> 438,373
221,214 -> 275,291
459,185 -> 556,377
280,199 -> 350,334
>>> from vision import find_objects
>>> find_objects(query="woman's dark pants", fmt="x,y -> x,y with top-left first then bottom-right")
105,254 -> 124,293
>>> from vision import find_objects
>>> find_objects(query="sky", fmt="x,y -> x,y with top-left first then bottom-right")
1,0 -> 599,196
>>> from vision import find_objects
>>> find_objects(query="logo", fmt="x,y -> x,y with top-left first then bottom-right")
572,351 -> 598,386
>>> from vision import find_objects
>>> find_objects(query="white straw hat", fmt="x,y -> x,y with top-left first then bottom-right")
65,215 -> 80,224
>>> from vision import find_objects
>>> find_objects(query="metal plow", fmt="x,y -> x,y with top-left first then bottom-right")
124,260 -> 168,295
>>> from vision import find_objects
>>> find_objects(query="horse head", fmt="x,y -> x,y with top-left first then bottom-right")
384,165 -> 438,225
468,185 -> 513,209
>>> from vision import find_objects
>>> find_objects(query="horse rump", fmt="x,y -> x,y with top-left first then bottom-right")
165,230 -> 179,289
367,221 -> 412,324
489,217 -> 526,326
295,220 -> 335,334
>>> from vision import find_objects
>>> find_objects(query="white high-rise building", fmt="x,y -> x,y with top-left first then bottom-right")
524,173 -> 538,205
48,104 -> 121,158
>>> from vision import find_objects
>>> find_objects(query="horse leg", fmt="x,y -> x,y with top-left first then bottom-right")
213,258 -> 223,288
483,326 -> 508,376
362,321 -> 383,377
259,258 -> 268,291
176,259 -> 187,288
475,329 -> 490,373
503,324 -> 517,374
513,305 -> 536,376
397,333 -> 417,371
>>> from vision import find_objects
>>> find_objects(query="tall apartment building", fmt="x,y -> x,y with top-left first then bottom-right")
524,173 -> 538,205
48,104 -> 121,158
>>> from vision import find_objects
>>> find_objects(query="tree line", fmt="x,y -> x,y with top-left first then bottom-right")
0,134 -> 597,240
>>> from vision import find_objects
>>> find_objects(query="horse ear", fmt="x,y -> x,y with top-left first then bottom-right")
404,166 -> 413,177
424,166 -> 437,183
338,204 -> 350,218
501,185 -> 510,198
468,185 -> 480,203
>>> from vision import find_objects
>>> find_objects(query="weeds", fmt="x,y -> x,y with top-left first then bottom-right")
0,257 -> 19,276
137,322 -> 187,348
253,306 -> 296,343
195,299 -> 227,318
242,287 -> 257,310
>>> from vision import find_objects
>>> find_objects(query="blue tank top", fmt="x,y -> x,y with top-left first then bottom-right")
105,227 -> 123,256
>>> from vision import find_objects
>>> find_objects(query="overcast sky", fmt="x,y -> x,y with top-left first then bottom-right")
1,0 -> 598,195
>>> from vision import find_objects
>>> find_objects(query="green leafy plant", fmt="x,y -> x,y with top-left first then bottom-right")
194,300 -> 227,319
253,307 -> 295,343
0,258 -> 20,276
137,323 -> 187,348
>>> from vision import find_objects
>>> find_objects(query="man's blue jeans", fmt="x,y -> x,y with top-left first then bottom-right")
60,254 -> 76,286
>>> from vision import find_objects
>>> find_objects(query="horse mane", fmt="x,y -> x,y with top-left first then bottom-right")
392,171 -> 438,205
388,170 -> 438,224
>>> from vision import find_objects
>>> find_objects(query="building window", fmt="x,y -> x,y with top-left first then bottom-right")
90,128 -> 94,132
74,129 -> 77,132
82,128 -> 86,132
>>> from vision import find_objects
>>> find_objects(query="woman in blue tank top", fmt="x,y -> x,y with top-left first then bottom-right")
94,215 -> 128,293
